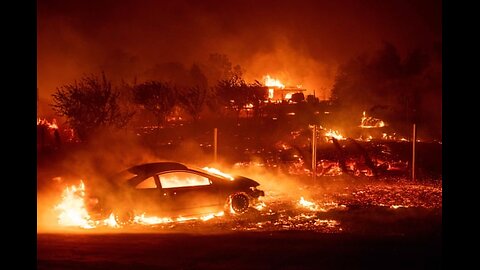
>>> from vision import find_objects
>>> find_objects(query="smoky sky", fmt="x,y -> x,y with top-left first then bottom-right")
37,0 -> 441,113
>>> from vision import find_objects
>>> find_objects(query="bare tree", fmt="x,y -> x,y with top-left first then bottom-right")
177,64 -> 209,122
178,86 -> 207,122
132,81 -> 176,128
215,76 -> 267,119
51,73 -> 132,140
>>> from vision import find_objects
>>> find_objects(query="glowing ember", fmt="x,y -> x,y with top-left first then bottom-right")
202,167 -> 234,180
319,160 -> 343,176
390,205 -> 408,209
132,211 -> 225,225
253,201 -> 266,211
133,214 -> 174,225
298,197 -> 319,211
360,111 -> 386,128
314,219 -> 340,228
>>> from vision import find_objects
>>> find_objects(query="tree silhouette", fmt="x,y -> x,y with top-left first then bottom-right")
51,73 -> 132,140
176,64 -> 208,122
202,53 -> 243,87
330,42 -> 433,126
132,81 -> 176,127
215,75 -> 267,118
178,85 -> 207,122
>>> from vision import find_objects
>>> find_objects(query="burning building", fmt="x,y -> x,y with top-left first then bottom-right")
264,75 -> 306,102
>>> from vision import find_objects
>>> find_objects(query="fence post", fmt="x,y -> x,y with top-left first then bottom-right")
312,125 -> 317,184
412,123 -> 416,181
213,128 -> 218,163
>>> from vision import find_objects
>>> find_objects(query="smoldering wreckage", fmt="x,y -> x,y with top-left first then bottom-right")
38,106 -> 441,233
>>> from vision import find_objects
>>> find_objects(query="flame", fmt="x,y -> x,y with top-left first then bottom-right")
133,214 -> 174,225
200,211 -> 224,221
268,88 -> 274,99
55,181 -> 96,229
360,111 -> 386,128
298,197 -> 319,211
324,129 -> 345,140
55,181 -> 119,229
319,160 -> 343,176
132,211 -> 225,225
37,118 -> 58,130
102,213 -> 120,228
160,175 -> 211,188
54,181 -> 226,229
202,167 -> 234,180
390,205 -> 408,209
263,75 -> 285,88
253,201 -> 266,211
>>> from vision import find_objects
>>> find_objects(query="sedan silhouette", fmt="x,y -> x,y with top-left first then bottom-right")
87,162 -> 265,222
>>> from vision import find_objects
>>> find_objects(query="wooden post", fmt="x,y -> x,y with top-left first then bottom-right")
312,125 -> 317,184
412,123 -> 416,181
213,128 -> 218,163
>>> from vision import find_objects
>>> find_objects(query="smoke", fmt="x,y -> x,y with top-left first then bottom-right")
37,128 -> 161,232
38,0 -> 441,114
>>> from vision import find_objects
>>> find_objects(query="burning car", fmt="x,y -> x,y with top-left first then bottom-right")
87,162 -> 265,222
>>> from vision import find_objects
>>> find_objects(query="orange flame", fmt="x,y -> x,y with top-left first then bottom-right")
55,181 -> 226,229
263,75 -> 285,88
55,181 -> 96,229
324,129 -> 345,140
298,197 -> 319,211
37,118 -> 58,130
360,111 -> 386,128
202,167 -> 234,180
55,181 -> 120,229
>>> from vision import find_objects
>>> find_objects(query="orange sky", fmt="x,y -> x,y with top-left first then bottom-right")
38,0 -> 441,115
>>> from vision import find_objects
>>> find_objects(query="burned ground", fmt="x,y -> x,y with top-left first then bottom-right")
37,115 -> 441,269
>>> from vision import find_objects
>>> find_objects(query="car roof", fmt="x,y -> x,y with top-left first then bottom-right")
127,162 -> 189,176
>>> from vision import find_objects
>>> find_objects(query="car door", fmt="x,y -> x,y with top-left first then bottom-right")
157,171 -> 221,215
130,175 -> 166,214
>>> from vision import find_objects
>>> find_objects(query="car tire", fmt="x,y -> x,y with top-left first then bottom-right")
230,193 -> 249,214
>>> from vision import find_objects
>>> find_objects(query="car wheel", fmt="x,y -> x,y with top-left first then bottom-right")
230,193 -> 249,213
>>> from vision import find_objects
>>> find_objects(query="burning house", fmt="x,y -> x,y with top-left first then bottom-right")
263,75 -> 307,102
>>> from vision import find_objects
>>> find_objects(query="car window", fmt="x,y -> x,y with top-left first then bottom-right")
135,176 -> 157,189
159,172 -> 211,189
111,170 -> 137,184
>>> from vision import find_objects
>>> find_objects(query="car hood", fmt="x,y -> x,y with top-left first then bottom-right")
233,176 -> 261,188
